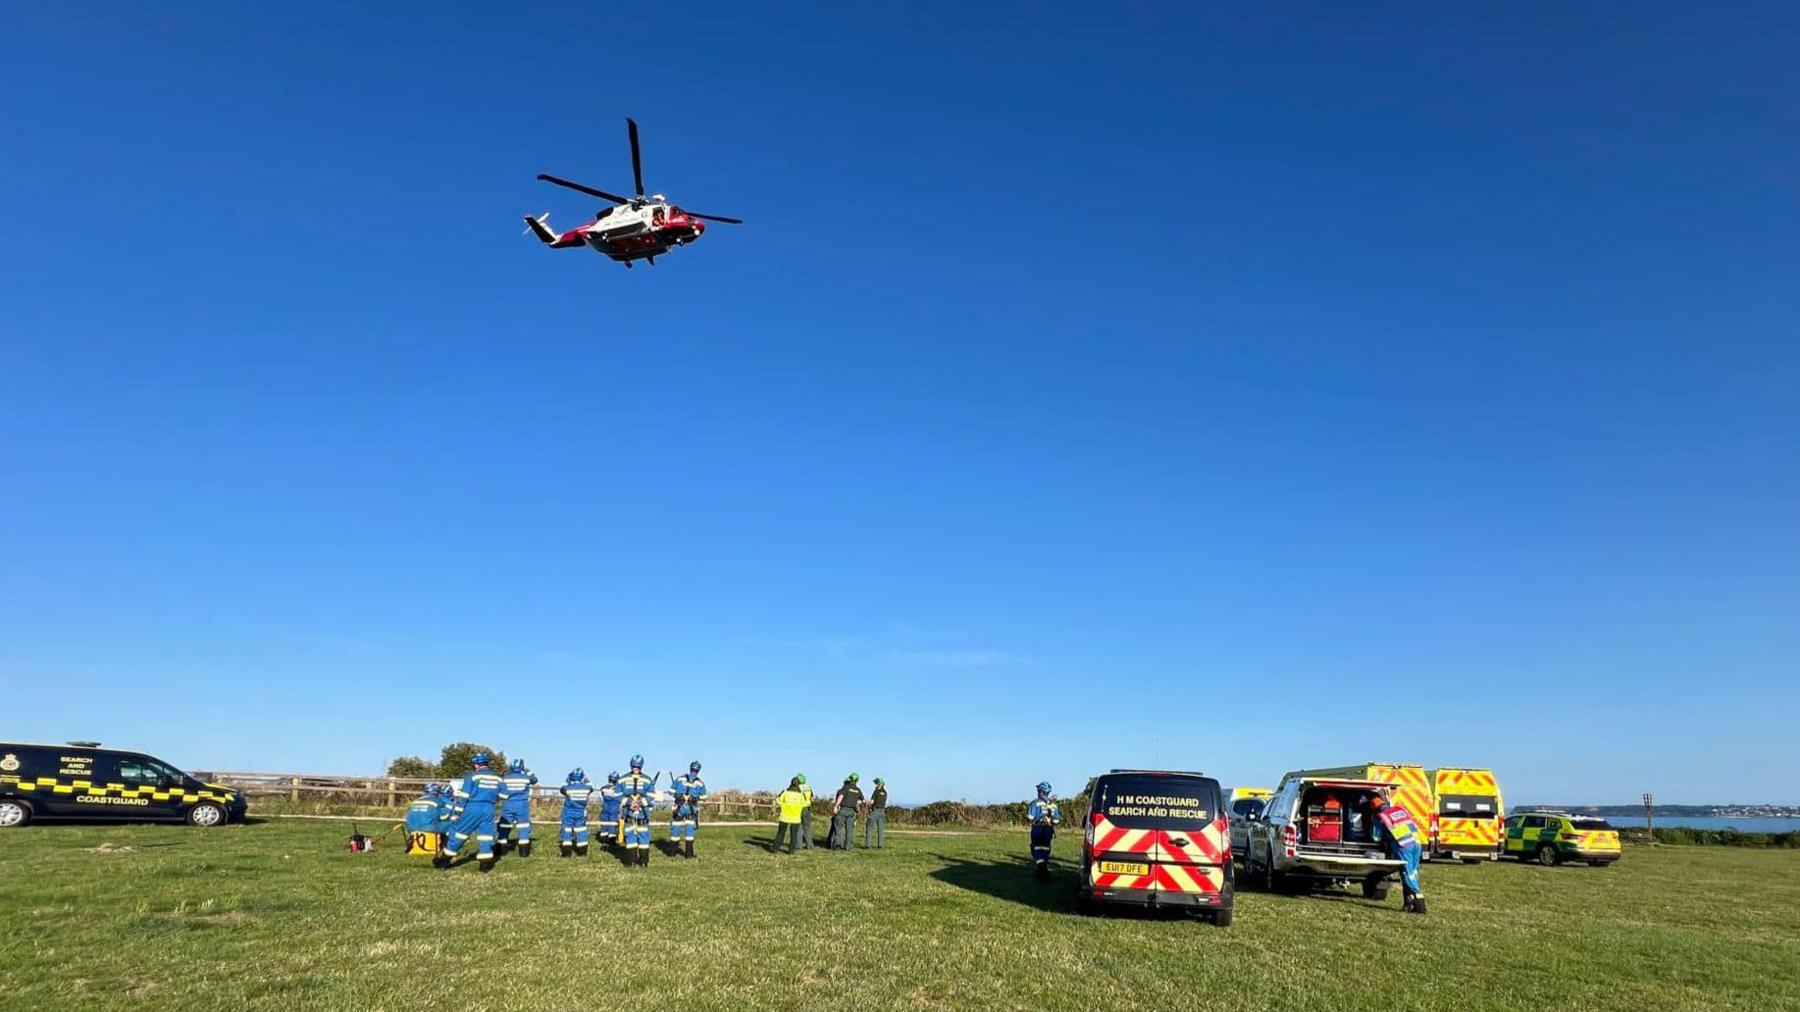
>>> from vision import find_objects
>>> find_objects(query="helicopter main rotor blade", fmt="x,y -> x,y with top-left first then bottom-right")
628,117 -> 645,197
536,174 -> 631,205
686,211 -> 744,224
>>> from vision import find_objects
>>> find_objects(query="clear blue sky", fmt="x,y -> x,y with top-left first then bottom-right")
3,3 -> 1796,805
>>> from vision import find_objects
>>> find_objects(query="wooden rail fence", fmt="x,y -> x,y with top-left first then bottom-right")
196,770 -> 783,820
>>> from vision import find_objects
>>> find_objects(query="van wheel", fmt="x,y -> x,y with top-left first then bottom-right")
1260,851 -> 1281,892
0,799 -> 32,828
1212,907 -> 1234,928
1536,844 -> 1559,866
1362,875 -> 1390,901
187,802 -> 226,827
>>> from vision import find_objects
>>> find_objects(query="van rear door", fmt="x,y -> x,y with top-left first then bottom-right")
1092,774 -> 1227,900
1089,776 -> 1158,896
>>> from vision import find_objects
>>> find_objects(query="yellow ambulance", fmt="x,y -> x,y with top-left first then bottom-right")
1428,767 -> 1504,861
1504,811 -> 1622,867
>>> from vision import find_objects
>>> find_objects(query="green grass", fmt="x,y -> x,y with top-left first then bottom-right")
3,819 -> 1798,1010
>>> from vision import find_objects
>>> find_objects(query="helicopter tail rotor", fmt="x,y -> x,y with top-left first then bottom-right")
522,212 -> 557,244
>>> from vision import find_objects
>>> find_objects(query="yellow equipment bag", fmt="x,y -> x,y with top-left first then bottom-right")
406,831 -> 442,856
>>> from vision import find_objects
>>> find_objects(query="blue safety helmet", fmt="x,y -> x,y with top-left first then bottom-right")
1037,781 -> 1052,796
629,754 -> 644,770
509,759 -> 527,775
471,752 -> 491,768
689,761 -> 702,774
568,767 -> 587,783
607,771 -> 620,784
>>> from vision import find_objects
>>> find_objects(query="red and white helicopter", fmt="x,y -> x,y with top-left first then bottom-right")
524,118 -> 742,268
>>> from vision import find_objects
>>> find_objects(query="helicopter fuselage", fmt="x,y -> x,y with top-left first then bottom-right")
539,201 -> 705,264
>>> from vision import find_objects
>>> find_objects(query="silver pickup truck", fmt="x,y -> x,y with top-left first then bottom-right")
1243,773 -> 1403,900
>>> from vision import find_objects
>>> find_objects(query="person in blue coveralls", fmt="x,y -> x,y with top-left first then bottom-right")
669,761 -> 707,859
1029,782 -> 1060,880
435,753 -> 510,873
598,771 -> 624,849
497,759 -> 539,857
558,768 -> 599,858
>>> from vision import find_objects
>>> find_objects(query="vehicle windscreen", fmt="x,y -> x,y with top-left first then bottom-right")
1231,798 -> 1266,819
1438,794 -> 1501,818
1093,775 -> 1221,828
1570,817 -> 1615,831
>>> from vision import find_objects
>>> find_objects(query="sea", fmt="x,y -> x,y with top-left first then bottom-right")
1638,817 -> 1800,833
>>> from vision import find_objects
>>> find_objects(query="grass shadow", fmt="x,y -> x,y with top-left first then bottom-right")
741,835 -> 784,854
928,853 -> 1085,914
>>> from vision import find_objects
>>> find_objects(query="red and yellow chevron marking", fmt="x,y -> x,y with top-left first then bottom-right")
1088,816 -> 1227,894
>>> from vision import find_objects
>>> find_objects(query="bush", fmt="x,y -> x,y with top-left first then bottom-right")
385,756 -> 436,779
437,742 -> 507,779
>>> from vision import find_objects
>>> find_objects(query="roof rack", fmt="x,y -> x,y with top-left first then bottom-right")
1106,769 -> 1208,777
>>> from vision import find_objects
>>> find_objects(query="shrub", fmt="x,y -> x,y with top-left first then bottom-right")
437,742 -> 507,779
385,755 -> 436,779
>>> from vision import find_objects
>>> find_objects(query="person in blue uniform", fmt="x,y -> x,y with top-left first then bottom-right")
435,753 -> 510,872
670,761 -> 707,859
618,754 -> 655,808
598,771 -> 624,849
432,782 -> 456,841
1029,781 -> 1060,880
620,790 -> 654,866
496,759 -> 539,857
557,768 -> 599,858
1367,793 -> 1427,914
405,784 -> 441,837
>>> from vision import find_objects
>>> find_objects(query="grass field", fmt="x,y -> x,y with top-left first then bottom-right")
4,818 -> 1798,1011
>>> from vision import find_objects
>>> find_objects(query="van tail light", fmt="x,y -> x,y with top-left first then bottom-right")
1281,823 -> 1297,857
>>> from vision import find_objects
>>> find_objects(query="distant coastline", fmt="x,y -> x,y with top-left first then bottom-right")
1515,804 -> 1800,819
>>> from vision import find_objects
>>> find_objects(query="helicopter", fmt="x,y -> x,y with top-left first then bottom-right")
524,118 -> 742,268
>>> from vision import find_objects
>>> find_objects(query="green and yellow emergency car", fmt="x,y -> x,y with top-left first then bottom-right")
1503,810 -> 1620,866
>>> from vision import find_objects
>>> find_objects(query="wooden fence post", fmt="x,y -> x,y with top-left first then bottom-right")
388,779 -> 397,807
291,776 -> 300,803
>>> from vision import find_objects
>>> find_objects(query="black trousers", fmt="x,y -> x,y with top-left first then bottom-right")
773,821 -> 800,853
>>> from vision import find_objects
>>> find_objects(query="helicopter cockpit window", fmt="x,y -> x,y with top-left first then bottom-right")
651,206 -> 665,225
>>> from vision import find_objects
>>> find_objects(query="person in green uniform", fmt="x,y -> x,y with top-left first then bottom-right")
796,773 -> 815,851
774,777 -> 809,855
831,773 -> 864,851
863,777 -> 888,849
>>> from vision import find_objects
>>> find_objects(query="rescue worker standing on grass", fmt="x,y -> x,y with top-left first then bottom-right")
1029,781 -> 1060,880
621,790 -> 654,866
618,755 -> 655,813
1367,792 -> 1427,914
497,759 -> 539,857
864,777 -> 888,849
670,761 -> 706,859
796,774 -> 815,851
598,772 -> 624,849
435,753 -> 510,872
831,773 -> 864,851
558,768 -> 598,858
774,777 -> 809,855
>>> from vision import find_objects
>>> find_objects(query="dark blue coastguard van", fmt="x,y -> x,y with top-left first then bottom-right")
1082,769 -> 1234,926
0,741 -> 247,827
